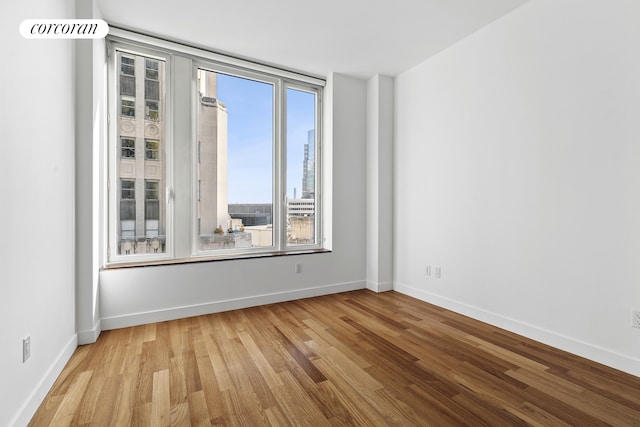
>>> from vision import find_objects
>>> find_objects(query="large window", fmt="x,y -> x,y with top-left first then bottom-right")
109,47 -> 167,259
286,87 -> 318,246
107,33 -> 323,265
196,69 -> 274,252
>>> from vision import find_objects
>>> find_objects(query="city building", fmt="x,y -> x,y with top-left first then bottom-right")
116,53 -> 167,254
196,70 -> 231,237
287,197 -> 315,244
229,203 -> 273,226
302,129 -> 315,199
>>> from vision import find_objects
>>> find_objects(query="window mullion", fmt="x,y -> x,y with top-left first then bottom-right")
170,55 -> 193,259
274,79 -> 286,252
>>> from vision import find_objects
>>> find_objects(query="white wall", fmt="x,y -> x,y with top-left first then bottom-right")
395,0 -> 640,376
99,73 -> 368,328
76,0 -> 104,345
0,0 -> 78,425
366,75 -> 394,292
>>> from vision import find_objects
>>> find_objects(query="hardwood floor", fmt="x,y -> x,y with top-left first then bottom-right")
30,290 -> 640,426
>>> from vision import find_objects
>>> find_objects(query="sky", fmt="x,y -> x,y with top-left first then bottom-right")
216,73 -> 316,204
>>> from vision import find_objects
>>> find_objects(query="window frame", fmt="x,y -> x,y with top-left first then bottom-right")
283,82 -> 322,249
107,40 -> 174,265
144,138 -> 159,160
191,61 -> 282,258
105,29 -> 325,267
120,96 -> 135,117
120,137 -> 135,158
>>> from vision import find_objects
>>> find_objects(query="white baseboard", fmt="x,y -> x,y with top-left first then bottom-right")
77,320 -> 102,345
102,281 -> 366,330
10,334 -> 78,427
366,281 -> 393,293
394,282 -> 640,378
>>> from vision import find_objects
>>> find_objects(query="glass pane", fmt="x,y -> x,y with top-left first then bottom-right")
145,100 -> 159,120
121,220 -> 135,241
121,98 -> 135,117
121,179 -> 135,199
121,138 -> 135,158
121,56 -> 135,75
145,79 -> 159,101
120,75 -> 135,96
145,59 -> 159,80
145,139 -> 159,160
286,88 -> 316,246
145,180 -> 159,200
145,200 -> 159,220
145,219 -> 159,237
115,51 -> 166,255
120,200 -> 135,221
196,69 -> 273,251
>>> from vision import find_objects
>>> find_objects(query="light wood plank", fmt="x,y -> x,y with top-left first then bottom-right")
47,371 -> 93,427
151,369 -> 171,427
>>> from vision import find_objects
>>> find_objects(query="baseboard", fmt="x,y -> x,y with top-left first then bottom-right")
366,281 -> 393,293
77,320 -> 102,345
10,334 -> 78,427
102,281 -> 366,330
394,282 -> 640,378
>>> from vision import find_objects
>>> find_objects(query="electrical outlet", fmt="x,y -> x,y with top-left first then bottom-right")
23,336 -> 31,362
435,266 -> 442,279
425,265 -> 431,276
633,311 -> 640,328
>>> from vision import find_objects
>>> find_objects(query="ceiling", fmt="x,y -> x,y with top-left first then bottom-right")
97,0 -> 528,79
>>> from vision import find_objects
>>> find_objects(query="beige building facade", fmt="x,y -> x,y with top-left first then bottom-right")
116,52 -> 166,254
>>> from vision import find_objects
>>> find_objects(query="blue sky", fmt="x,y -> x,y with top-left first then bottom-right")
217,73 -> 315,203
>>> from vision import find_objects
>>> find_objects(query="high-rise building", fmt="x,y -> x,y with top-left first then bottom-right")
302,129 -> 315,199
284,128 -> 316,244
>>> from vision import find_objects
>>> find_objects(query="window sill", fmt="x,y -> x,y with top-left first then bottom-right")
101,248 -> 331,270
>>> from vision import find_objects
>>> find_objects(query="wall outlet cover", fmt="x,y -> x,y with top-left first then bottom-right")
633,311 -> 640,328
23,336 -> 31,362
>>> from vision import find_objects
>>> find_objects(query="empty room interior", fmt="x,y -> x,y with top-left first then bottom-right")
3,0 -> 640,425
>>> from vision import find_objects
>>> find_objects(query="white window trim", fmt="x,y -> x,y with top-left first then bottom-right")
190,60 -> 283,258
107,41 -> 174,265
108,27 -> 325,87
283,82 -> 322,250
105,28 -> 326,267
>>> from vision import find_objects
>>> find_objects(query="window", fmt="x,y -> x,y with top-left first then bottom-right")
121,137 -> 135,158
145,100 -> 159,120
145,58 -> 160,120
145,180 -> 160,238
195,69 -> 273,251
145,59 -> 159,80
107,32 -> 324,265
121,179 -> 135,199
286,87 -> 318,246
119,179 -> 135,242
120,55 -> 136,118
109,48 -> 167,258
145,139 -> 159,160
120,55 -> 135,96
121,97 -> 135,117
121,56 -> 135,75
